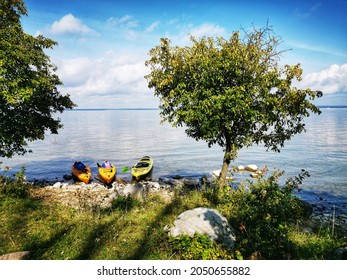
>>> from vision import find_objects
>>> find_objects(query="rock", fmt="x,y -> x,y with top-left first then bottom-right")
182,178 -> 200,189
0,251 -> 30,260
122,183 -> 146,200
62,183 -> 70,189
245,165 -> 258,172
236,165 -> 245,172
250,173 -> 259,178
211,170 -> 221,178
52,182 -> 62,188
210,170 -> 232,180
63,174 -> 72,180
169,207 -> 236,248
170,179 -> 185,188
250,170 -> 266,178
158,177 -> 182,188
147,181 -> 161,191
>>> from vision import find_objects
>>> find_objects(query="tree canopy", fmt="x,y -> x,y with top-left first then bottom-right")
0,0 -> 75,158
145,25 -> 322,185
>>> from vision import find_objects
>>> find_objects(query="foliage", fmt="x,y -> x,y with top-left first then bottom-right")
0,165 -> 29,198
0,0 -> 75,158
288,229 -> 346,260
0,173 -> 345,260
229,170 -> 311,259
169,233 -> 232,260
145,24 -> 322,185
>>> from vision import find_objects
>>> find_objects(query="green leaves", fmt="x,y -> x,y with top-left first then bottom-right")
145,24 -> 322,185
231,170 -> 309,258
0,0 -> 76,158
169,233 -> 231,260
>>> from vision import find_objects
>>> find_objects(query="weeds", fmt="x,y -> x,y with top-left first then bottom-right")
169,233 -> 233,260
0,167 -> 345,259
0,165 -> 29,198
111,195 -> 139,212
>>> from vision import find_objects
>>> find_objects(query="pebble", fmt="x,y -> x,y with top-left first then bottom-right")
52,182 -> 62,188
245,165 -> 258,172
236,165 -> 245,172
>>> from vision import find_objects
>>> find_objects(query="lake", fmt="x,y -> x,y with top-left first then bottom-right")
1,107 -> 347,210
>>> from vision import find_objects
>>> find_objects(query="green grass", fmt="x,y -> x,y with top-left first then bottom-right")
0,176 -> 346,260
288,229 -> 343,259
0,188 -> 211,260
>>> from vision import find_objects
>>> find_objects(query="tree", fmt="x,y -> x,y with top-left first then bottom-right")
0,0 -> 75,158
145,25 -> 322,186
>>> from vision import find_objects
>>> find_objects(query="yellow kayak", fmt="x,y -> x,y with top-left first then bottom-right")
98,162 -> 116,184
72,161 -> 91,184
131,156 -> 153,180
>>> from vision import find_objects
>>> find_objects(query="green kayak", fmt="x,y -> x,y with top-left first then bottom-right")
131,156 -> 153,180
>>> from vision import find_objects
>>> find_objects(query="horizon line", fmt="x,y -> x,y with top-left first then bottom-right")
69,105 -> 347,111
70,107 -> 159,111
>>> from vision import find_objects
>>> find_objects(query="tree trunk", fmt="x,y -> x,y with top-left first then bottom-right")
218,142 -> 233,187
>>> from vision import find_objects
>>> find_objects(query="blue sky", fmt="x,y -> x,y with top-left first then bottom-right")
21,0 -> 347,108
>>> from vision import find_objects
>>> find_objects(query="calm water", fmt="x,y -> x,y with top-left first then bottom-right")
2,108 -> 347,207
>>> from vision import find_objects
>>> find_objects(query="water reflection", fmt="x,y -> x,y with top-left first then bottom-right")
1,108 -> 346,199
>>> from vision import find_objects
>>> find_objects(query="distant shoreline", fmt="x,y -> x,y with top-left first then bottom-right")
317,105 -> 347,109
68,106 -> 347,111
70,108 -> 159,111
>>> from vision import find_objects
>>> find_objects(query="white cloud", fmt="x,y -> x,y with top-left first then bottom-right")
145,21 -> 160,33
301,64 -> 347,94
58,57 -> 93,86
172,23 -> 227,45
106,15 -> 141,41
288,40 -> 347,58
295,2 -> 322,18
107,15 -> 138,29
189,23 -> 226,38
49,14 -> 98,35
56,51 -> 153,107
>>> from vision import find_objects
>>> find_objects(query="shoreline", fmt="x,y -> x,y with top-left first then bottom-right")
27,174 -> 347,237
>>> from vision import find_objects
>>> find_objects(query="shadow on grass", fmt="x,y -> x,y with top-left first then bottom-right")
2,188 -> 226,260
74,220 -> 115,260
128,195 -> 184,259
26,227 -> 74,259
0,194 -> 75,259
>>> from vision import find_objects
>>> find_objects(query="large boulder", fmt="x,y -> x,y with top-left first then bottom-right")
169,207 -> 236,248
0,251 -> 30,260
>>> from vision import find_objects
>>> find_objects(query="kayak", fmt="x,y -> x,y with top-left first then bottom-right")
98,162 -> 116,184
131,156 -> 153,180
71,161 -> 91,184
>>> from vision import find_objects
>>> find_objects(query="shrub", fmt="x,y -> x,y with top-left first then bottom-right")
0,165 -> 29,198
169,233 -> 233,260
229,169 -> 310,259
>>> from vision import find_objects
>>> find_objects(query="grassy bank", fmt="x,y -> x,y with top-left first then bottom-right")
0,170 -> 346,260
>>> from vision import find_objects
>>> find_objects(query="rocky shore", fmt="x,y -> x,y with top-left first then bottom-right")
30,178 -> 177,209
28,174 -> 347,237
